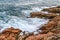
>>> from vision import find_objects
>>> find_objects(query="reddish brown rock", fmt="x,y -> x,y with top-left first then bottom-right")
26,35 -> 36,40
41,16 -> 60,31
30,12 -> 43,18
26,32 -> 54,40
0,27 -> 22,40
30,12 -> 58,19
51,16 -> 60,21
45,21 -> 57,30
7,36 -> 16,40
40,20 -> 58,33
2,27 -> 22,35
0,34 -> 7,40
42,6 -> 60,13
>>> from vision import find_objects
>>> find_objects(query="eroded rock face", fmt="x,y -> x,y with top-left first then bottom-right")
26,32 -> 54,40
0,27 -> 22,40
40,16 -> 60,33
2,27 -> 22,34
30,12 -> 59,19
42,6 -> 60,13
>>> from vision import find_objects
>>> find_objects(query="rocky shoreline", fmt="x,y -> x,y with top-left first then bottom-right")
0,6 -> 60,40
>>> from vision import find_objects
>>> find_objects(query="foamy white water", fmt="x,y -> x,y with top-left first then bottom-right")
0,15 -> 49,32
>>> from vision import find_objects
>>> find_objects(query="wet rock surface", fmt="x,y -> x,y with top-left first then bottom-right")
0,6 -> 60,40
30,12 -> 59,19
42,6 -> 60,13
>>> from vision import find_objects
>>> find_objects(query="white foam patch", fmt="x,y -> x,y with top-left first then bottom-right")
0,16 -> 49,33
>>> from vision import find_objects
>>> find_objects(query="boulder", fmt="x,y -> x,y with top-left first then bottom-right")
2,27 -> 22,34
30,12 -> 58,19
0,27 -> 22,40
